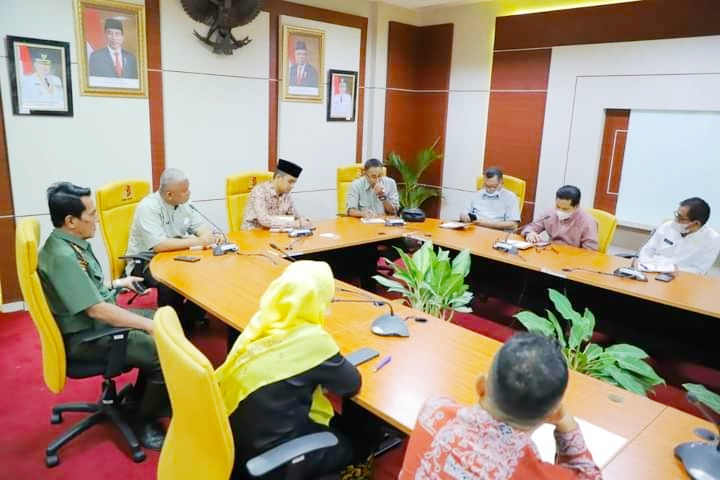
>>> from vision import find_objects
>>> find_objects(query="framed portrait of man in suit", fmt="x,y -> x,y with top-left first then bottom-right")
281,25 -> 324,103
74,0 -> 147,97
326,70 -> 357,122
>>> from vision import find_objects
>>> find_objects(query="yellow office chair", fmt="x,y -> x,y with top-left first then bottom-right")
476,174 -> 526,214
588,208 -> 618,254
16,218 -> 144,467
226,171 -> 273,232
337,164 -> 388,215
154,306 -> 341,479
96,179 -> 151,279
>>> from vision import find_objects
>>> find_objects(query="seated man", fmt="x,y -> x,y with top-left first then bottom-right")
346,158 -> 400,218
126,168 -> 222,332
400,333 -> 601,479
216,261 -> 363,479
460,167 -> 521,230
39,182 -> 169,450
638,197 -> 720,275
522,185 -> 598,251
242,159 -> 311,230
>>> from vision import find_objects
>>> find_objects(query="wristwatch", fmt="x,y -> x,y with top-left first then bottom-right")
378,195 -> 387,201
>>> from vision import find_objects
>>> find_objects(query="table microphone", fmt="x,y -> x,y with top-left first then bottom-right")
493,215 -> 551,254
561,267 -> 648,282
674,393 -> 720,478
269,242 -> 296,261
188,204 -> 238,256
331,298 -> 409,337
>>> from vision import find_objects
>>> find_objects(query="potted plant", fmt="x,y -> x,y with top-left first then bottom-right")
372,240 -> 473,322
514,289 -> 665,396
385,138 -> 442,222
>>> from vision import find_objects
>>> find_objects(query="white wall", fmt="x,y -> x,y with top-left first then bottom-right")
538,35 -> 720,219
418,2 -> 499,220
0,0 -> 149,280
160,0 -> 270,232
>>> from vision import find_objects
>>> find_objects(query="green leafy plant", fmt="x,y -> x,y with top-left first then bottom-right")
683,383 -> 720,414
386,138 -> 442,210
372,240 -> 473,322
514,289 -> 664,396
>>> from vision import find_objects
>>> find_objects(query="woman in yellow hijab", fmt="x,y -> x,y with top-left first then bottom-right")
216,260 -> 361,480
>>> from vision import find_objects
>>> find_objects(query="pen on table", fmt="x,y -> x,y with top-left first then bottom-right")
373,355 -> 392,372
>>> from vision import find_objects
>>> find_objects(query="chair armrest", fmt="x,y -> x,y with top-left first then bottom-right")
245,432 -> 338,477
615,253 -> 638,259
76,327 -> 131,378
119,251 -> 155,263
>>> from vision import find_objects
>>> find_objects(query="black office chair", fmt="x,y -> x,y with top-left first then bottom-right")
16,217 -> 145,467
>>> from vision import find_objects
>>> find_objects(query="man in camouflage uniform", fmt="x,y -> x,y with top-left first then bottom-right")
38,182 -> 169,450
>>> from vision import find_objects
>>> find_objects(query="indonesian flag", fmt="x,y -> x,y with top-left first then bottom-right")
84,7 -> 108,57
18,45 -> 32,75
332,75 -> 341,94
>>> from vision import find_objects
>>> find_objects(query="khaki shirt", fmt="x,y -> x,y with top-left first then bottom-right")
38,229 -> 116,335
345,176 -> 400,215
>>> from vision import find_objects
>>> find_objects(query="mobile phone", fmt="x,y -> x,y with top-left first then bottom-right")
655,272 -> 675,282
345,347 -> 380,367
174,255 -> 201,263
131,281 -> 148,294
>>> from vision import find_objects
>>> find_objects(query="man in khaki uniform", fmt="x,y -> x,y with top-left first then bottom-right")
38,182 -> 168,450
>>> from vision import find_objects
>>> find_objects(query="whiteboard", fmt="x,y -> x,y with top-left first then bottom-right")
616,110 -> 720,230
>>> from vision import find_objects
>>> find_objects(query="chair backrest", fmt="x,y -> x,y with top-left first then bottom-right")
226,171 -> 273,232
154,306 -> 234,480
15,218 -> 67,393
588,208 -> 618,254
96,179 -> 151,279
337,164 -> 388,215
476,174 -> 527,213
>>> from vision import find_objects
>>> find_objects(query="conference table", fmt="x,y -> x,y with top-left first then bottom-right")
150,217 -> 716,479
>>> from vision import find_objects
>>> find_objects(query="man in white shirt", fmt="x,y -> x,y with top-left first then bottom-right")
126,168 -> 222,332
346,158 -> 400,218
638,197 -> 720,275
460,167 -> 521,230
330,79 -> 353,119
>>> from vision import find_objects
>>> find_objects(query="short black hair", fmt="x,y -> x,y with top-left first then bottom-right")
364,158 -> 383,170
556,185 -> 581,207
680,197 -> 711,226
47,182 -> 92,227
489,332 -> 568,426
484,167 -> 503,180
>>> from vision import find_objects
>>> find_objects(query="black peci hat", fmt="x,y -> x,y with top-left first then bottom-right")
104,18 -> 124,32
276,159 -> 302,178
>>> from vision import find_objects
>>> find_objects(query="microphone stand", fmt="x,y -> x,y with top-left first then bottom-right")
675,393 -> 720,478
331,298 -> 409,337
188,204 -> 238,255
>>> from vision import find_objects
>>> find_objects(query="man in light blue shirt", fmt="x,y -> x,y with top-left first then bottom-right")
346,158 -> 400,218
460,167 -> 521,230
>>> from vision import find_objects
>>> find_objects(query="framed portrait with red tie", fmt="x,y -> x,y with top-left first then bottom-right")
74,0 -> 147,97
281,25 -> 324,103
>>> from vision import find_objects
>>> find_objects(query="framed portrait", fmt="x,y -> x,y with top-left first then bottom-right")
281,25 -> 324,103
74,0 -> 147,97
6,36 -> 73,116
326,70 -> 357,122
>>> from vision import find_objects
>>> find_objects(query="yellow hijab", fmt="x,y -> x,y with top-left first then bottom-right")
215,260 -> 339,425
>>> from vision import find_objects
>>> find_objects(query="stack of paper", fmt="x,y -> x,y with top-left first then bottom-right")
440,221 -> 469,229
360,218 -> 386,224
531,418 -> 627,467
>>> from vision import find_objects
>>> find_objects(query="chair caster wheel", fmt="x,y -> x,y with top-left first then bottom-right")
50,412 -> 62,424
46,454 -> 59,468
132,449 -> 146,463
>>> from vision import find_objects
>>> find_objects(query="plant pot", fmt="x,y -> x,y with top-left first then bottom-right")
401,208 -> 426,222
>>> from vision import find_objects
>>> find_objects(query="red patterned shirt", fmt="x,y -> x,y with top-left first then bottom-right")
241,181 -> 299,230
399,396 -> 602,480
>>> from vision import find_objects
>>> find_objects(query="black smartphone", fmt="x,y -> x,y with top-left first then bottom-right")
655,272 -> 675,282
131,281 -> 148,294
174,255 -> 201,263
345,347 -> 380,367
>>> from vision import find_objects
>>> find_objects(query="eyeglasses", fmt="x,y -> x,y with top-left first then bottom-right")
673,210 -> 690,222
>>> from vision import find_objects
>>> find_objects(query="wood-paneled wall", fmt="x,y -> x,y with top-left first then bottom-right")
383,21 -> 453,217
486,0 -> 720,224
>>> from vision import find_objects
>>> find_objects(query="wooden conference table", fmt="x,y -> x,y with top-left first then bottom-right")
151,217 -> 715,479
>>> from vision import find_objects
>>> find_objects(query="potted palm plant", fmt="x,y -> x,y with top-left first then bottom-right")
386,138 -> 442,222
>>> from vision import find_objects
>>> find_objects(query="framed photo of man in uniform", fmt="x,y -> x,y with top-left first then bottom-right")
74,0 -> 147,97
326,70 -> 357,122
6,36 -> 73,116
281,25 -> 324,103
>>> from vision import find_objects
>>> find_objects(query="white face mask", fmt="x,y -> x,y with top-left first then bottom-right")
556,209 -> 572,221
671,221 -> 691,234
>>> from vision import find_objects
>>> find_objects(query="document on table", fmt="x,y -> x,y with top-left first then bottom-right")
531,418 -> 627,467
637,262 -> 676,273
505,239 -> 534,250
439,221 -> 469,229
360,218 -> 386,224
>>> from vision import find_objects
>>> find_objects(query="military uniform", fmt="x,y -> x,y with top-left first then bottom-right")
38,229 -> 168,421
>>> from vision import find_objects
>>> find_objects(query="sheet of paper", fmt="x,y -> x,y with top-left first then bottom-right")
319,233 -> 340,239
531,418 -> 626,468
506,239 -> 534,250
440,221 -> 469,229
637,262 -> 675,273
360,218 -> 386,224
